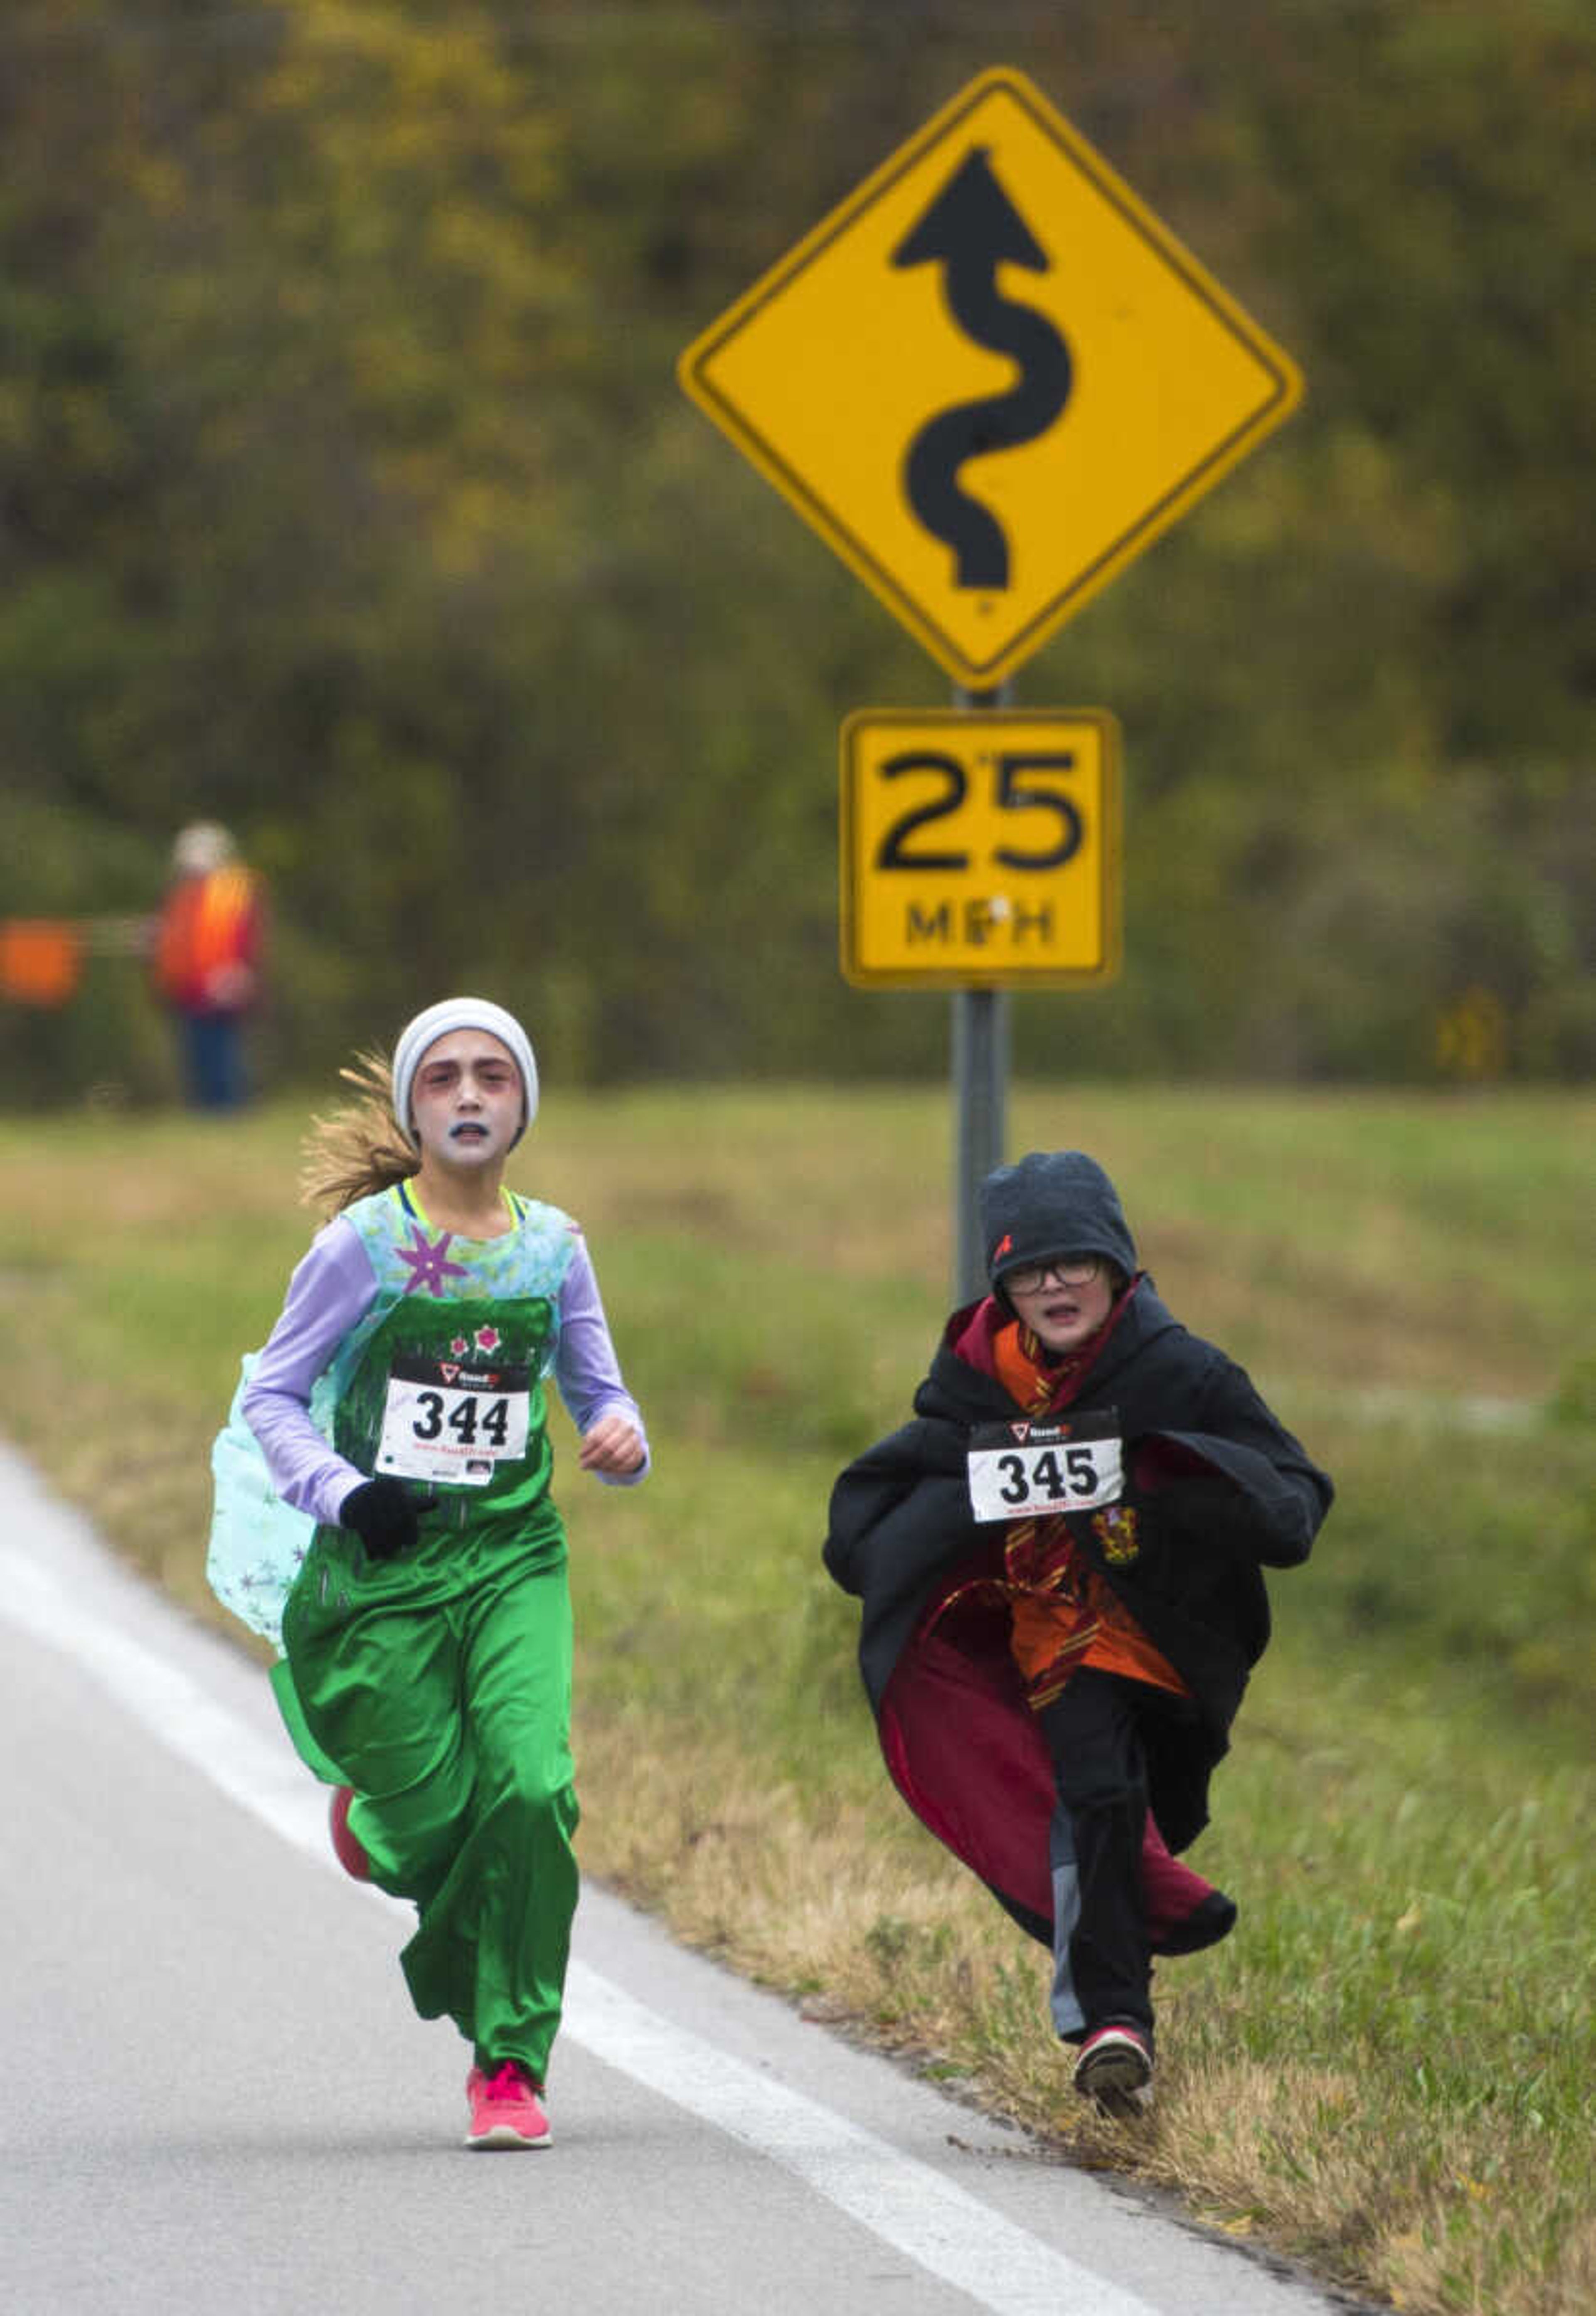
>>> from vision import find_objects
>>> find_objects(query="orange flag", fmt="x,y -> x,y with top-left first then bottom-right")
0,919 -> 84,1007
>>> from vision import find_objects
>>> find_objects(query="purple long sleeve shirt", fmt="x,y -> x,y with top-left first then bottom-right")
242,1212 -> 649,1529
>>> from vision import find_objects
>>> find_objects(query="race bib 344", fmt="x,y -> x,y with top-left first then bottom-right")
377,1354 -> 531,1488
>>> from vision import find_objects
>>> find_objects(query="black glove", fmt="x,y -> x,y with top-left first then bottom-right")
340,1476 -> 420,1560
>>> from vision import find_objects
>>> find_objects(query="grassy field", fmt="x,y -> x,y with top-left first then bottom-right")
1,1083 -> 1591,2315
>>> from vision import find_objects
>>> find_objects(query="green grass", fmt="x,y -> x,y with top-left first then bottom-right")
0,1084 -> 1591,2315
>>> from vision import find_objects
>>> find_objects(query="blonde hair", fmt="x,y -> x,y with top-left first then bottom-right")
298,1048 -> 419,1217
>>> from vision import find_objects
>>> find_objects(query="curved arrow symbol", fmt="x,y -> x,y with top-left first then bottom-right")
892,146 -> 1072,591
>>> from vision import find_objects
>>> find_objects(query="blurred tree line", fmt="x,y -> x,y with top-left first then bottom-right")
1,0 -> 1591,1103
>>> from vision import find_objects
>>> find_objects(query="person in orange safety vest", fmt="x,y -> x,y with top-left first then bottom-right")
152,821 -> 264,1109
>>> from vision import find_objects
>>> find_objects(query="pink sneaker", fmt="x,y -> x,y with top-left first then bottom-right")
466,2062 -> 552,2150
1073,2023 -> 1154,2112
328,1786 -> 372,1882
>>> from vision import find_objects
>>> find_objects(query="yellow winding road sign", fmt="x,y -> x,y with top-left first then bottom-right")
680,67 -> 1303,685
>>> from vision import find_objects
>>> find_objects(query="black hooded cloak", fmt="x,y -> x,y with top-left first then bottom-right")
823,1276 -> 1332,1946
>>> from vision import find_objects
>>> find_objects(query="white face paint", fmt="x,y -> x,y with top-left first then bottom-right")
408,1030 -> 524,1175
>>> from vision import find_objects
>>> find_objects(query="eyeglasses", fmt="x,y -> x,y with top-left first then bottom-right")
1003,1254 -> 1103,1294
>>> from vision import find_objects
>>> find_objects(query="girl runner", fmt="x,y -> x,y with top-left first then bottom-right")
209,997 -> 647,2148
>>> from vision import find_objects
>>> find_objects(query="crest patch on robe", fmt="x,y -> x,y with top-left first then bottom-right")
1092,1504 -> 1141,1565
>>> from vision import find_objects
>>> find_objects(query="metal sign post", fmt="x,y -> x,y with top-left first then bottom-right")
952,983 -> 1010,1302
951,680 -> 1008,1302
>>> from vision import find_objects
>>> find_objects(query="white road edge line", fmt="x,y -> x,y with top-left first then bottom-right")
1,1506 -> 1158,2316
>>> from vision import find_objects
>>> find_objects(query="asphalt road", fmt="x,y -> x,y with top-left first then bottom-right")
0,1443 -> 1361,2316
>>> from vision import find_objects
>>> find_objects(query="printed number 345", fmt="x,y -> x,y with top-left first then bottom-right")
996,1444 -> 1103,1505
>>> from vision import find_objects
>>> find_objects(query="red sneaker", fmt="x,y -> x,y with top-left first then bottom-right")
466,2062 -> 552,2150
1073,2022 -> 1154,2112
328,1786 -> 371,1882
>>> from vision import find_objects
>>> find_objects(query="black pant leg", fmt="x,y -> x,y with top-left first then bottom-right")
1038,1669 -> 1153,2041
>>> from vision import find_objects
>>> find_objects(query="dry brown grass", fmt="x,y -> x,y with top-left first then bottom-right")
571,1709 -> 1592,2316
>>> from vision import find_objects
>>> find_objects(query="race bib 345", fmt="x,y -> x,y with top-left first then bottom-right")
966,1412 -> 1123,1524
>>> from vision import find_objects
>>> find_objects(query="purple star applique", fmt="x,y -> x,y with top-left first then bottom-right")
397,1225 -> 470,1297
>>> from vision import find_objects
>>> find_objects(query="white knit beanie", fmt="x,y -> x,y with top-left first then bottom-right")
390,998 -> 539,1150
